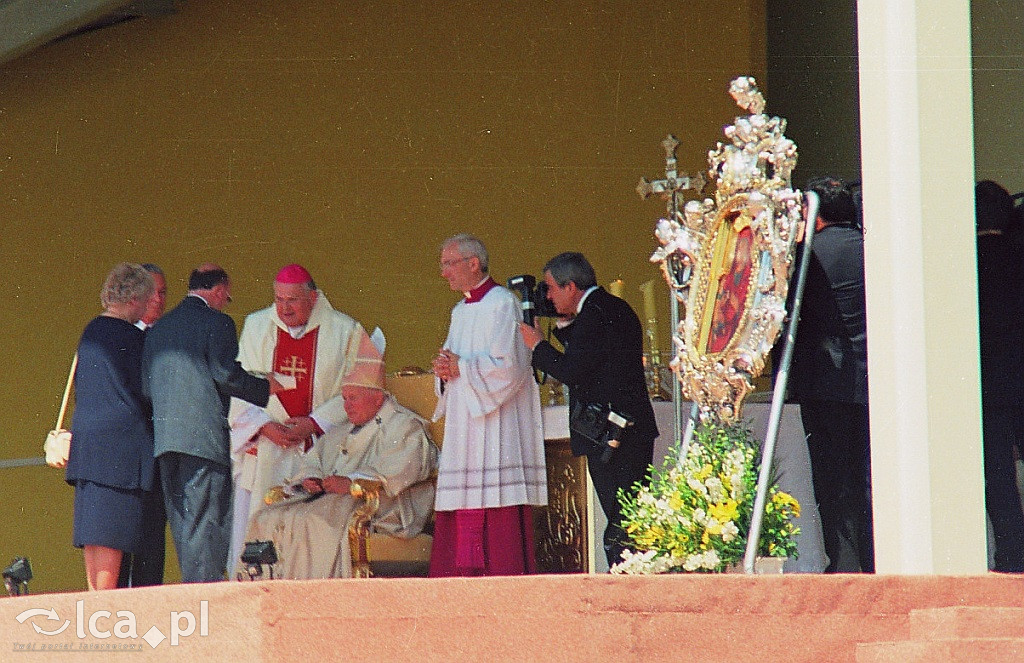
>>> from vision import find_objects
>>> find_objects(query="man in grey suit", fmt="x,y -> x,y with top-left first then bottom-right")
142,263 -> 282,582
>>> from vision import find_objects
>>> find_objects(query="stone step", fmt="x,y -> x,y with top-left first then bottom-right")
857,637 -> 1024,662
909,606 -> 1024,640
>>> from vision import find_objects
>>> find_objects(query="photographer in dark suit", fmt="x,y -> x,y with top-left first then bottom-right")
519,252 -> 657,568
142,263 -> 282,582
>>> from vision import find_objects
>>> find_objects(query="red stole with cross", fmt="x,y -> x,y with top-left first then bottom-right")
273,327 -> 318,418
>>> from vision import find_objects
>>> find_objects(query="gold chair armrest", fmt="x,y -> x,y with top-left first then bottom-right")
264,485 -> 289,505
347,479 -> 384,578
350,478 -> 384,500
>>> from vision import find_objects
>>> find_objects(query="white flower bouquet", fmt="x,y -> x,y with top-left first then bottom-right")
612,421 -> 799,574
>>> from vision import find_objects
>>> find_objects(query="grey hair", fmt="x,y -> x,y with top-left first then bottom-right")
140,263 -> 164,277
442,233 -> 489,273
101,263 -> 155,309
543,252 -> 597,289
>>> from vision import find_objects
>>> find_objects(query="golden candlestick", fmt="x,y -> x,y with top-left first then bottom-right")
640,280 -> 660,350
639,279 -> 664,399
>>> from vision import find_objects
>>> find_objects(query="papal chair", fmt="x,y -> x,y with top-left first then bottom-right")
348,369 -> 443,577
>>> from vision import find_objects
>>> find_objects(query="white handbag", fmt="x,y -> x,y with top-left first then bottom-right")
44,354 -> 77,469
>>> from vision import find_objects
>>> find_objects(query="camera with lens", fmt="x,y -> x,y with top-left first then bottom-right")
507,275 -> 559,326
569,401 -> 634,463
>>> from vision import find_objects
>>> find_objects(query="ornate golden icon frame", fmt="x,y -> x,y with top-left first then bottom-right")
651,77 -> 805,423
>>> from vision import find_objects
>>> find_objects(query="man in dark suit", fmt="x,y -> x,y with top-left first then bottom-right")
788,176 -> 873,573
117,262 -> 169,588
976,180 -> 1024,572
142,263 -> 281,582
519,252 -> 657,568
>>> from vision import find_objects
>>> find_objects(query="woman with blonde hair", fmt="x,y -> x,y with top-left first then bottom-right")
65,263 -> 156,590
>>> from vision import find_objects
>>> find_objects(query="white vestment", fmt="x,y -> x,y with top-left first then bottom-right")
432,284 -> 547,510
228,292 -> 363,569
242,396 -> 438,579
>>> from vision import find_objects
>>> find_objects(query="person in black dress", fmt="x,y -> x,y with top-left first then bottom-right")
65,262 -> 156,590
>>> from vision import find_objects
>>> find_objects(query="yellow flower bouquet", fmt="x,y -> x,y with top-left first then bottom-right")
612,421 -> 800,574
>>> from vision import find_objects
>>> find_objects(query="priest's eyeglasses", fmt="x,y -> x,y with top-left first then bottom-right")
441,256 -> 472,269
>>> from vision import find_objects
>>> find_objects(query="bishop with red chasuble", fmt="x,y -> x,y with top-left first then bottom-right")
228,264 -> 365,571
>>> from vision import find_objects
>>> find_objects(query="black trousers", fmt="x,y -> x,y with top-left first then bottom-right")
980,360 -> 1024,572
159,452 -> 232,583
801,400 -> 875,573
586,437 -> 654,569
117,471 -> 167,587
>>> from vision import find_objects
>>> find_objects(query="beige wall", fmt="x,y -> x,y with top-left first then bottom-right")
0,0 -> 767,592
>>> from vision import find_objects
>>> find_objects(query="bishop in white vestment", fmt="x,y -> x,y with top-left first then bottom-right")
228,264 -> 364,570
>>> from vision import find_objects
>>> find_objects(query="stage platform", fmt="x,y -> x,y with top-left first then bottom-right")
4,573 -> 1024,661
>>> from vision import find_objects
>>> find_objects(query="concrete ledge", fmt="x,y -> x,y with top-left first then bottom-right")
857,638 -> 1024,662
909,605 -> 1024,639
3,574 -> 1024,661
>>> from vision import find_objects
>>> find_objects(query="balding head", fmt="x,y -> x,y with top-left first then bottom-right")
188,263 -> 232,311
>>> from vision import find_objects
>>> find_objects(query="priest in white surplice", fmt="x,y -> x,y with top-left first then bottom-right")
241,329 -> 438,579
429,234 -> 547,576
228,264 -> 364,571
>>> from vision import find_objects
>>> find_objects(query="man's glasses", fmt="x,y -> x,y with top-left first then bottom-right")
441,256 -> 472,269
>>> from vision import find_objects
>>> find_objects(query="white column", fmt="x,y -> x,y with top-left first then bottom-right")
857,1 -> 987,573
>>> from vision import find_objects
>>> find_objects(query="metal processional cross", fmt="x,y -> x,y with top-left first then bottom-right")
637,135 -> 705,217
637,134 -> 705,447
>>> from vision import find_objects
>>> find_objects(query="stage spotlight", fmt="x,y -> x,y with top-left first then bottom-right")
240,540 -> 277,581
3,557 -> 32,596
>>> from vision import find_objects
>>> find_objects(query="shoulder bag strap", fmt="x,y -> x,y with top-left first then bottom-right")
55,353 -> 78,430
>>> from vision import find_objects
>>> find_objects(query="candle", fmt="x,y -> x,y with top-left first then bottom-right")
607,279 -> 624,299
640,279 -> 657,323
639,279 -> 661,355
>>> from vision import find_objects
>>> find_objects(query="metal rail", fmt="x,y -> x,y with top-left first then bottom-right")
0,457 -> 47,469
742,191 -> 819,573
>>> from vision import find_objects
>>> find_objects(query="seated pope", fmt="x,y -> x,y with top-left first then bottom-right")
241,328 -> 438,579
